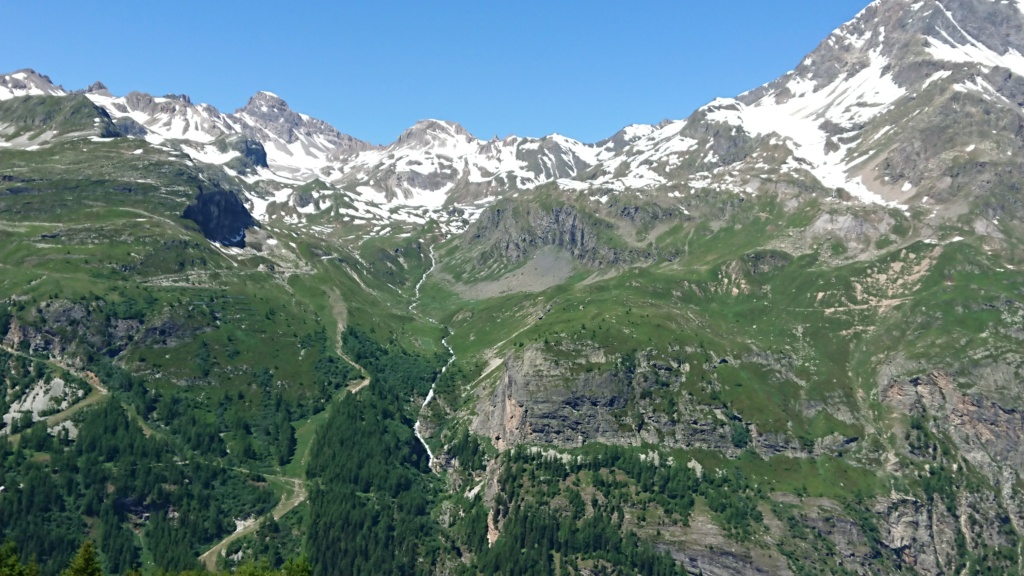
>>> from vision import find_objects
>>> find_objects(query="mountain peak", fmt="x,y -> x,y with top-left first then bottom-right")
85,81 -> 110,96
395,119 -> 473,148
238,90 -> 292,116
0,68 -> 65,100
743,0 -> 1024,106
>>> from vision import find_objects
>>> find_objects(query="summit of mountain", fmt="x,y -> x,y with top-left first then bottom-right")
0,68 -> 66,100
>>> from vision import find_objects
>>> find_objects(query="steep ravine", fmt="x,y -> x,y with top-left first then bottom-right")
409,241 -> 455,471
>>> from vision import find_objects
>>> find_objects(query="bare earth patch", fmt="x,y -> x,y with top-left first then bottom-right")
448,246 -> 576,300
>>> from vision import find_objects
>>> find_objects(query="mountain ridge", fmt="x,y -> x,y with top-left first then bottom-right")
6,0 -> 1023,220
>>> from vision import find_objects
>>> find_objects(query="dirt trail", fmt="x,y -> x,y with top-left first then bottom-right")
325,287 -> 371,394
198,471 -> 308,571
272,476 -> 308,518
338,338 -> 370,394
196,285 -> 368,568
198,381 -> 325,572
347,376 -> 370,393
112,207 -> 185,232
198,519 -> 259,571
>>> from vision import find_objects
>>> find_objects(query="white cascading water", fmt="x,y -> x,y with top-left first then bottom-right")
409,241 -> 454,471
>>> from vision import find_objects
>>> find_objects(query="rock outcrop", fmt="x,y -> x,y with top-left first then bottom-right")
182,187 -> 257,247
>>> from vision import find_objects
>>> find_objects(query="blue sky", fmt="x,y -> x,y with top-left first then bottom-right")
5,1 -> 869,144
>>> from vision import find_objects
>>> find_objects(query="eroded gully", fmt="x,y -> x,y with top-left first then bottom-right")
410,241 -> 455,471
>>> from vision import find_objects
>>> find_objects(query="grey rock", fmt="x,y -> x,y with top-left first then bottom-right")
236,91 -> 372,157
181,186 -> 257,247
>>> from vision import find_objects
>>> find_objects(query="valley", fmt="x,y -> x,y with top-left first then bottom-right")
2,0 -> 1024,574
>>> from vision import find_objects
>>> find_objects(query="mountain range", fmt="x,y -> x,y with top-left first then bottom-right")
6,0 -> 1024,225
3,0 -> 1024,574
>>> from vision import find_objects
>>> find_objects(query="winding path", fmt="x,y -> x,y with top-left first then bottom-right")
199,238 -> 452,568
197,472 -> 307,571
326,287 -> 372,394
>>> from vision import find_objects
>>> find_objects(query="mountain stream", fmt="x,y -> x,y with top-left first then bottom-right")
409,241 -> 454,471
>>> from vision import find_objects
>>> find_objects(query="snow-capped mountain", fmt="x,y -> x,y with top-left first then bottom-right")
234,91 -> 374,175
335,120 -> 606,208
335,0 -> 1024,214
80,87 -> 376,180
570,0 -> 1024,211
0,69 -> 66,100
4,0 -> 1024,229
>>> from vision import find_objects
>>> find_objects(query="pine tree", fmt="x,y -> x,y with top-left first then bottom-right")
0,541 -> 41,576
282,557 -> 312,576
62,540 -> 103,576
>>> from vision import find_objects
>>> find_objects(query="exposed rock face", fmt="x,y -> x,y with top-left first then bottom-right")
466,203 -> 625,268
472,346 -> 744,453
872,496 -> 958,575
677,549 -> 781,576
236,91 -> 372,158
394,119 -> 473,148
3,318 -> 53,358
181,187 -> 257,247
882,370 -> 1024,477
743,0 -> 1024,104
112,116 -> 148,138
117,91 -> 233,140
876,368 -> 1024,573
1,375 -> 84,430
84,81 -> 110,96
0,68 -> 65,99
1,301 -> 101,361
220,136 -> 268,174
473,346 -> 630,450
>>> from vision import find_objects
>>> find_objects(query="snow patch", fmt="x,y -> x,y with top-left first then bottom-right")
925,3 -> 1024,77
180,144 -> 241,165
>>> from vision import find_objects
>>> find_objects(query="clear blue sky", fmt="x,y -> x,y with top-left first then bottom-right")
4,1 -> 869,145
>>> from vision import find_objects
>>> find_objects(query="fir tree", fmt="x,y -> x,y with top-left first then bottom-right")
62,540 -> 102,576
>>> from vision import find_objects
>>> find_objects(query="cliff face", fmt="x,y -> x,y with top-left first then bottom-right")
883,370 -> 1024,476
465,344 -> 1024,573
467,204 -> 612,267
181,187 -> 257,247
472,346 -> 631,450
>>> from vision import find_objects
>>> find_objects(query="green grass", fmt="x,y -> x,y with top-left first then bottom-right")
284,408 -> 330,479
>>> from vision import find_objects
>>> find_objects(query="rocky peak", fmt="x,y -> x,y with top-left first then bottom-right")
85,81 -> 109,95
0,68 -> 65,100
235,90 -> 372,157
71,81 -> 112,98
238,90 -> 291,118
163,93 -> 192,104
394,119 -> 474,149
121,91 -> 202,116
744,0 -> 1024,105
